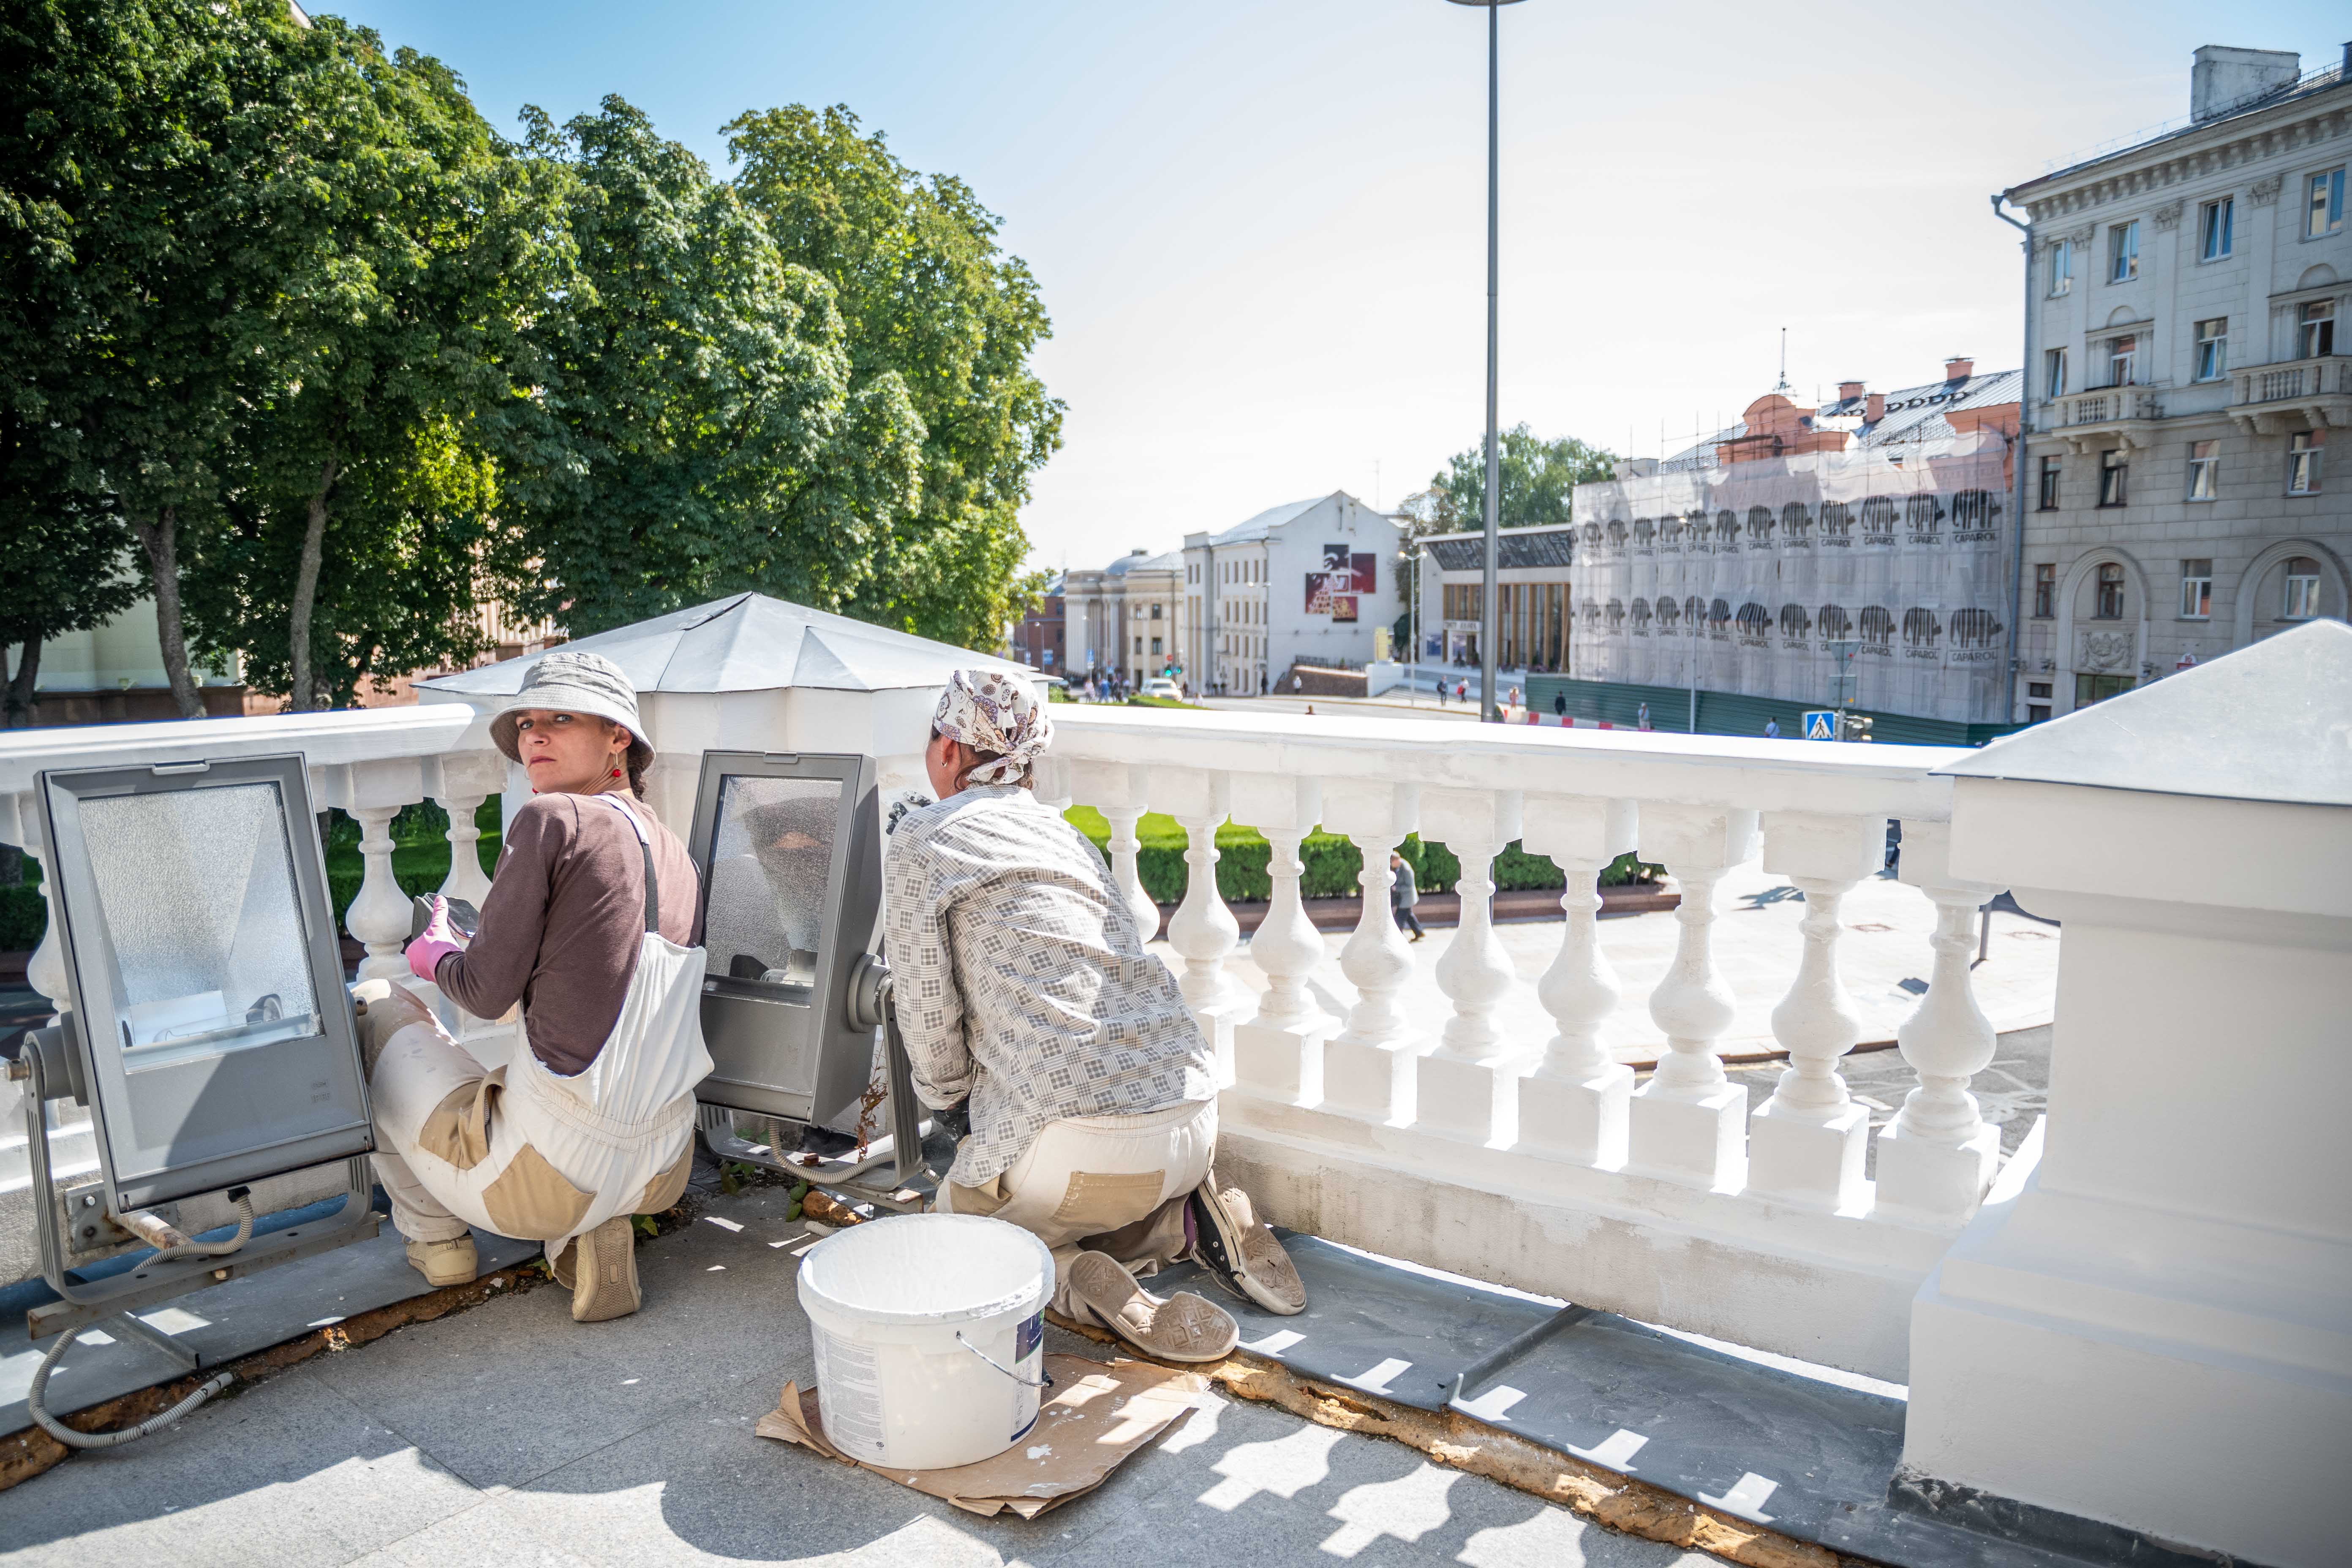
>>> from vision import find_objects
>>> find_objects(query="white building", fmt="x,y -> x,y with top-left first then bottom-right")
1059,547 -> 1187,688
2000,43 -> 2351,722
1181,493 -> 1403,696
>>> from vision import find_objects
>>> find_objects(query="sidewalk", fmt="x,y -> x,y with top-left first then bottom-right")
0,1183 -> 1729,1568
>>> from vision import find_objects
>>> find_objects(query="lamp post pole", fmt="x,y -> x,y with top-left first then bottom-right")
1448,0 -> 1522,722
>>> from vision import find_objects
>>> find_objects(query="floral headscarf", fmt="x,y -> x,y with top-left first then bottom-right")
932,668 -> 1052,786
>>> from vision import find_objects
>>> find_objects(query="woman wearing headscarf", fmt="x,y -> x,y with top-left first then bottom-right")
357,649 -> 711,1323
888,670 -> 1304,1362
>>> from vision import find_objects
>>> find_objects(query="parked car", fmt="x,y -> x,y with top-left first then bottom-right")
1140,678 -> 1181,700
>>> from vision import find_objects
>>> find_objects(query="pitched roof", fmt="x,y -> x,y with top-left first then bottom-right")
1203,495 -> 1328,546
1660,369 -> 2020,468
419,592 -> 1031,697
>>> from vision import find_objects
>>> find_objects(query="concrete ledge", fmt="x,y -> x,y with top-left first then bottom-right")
1216,1093 -> 1974,1383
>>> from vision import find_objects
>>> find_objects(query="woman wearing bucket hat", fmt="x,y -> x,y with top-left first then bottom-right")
886,669 -> 1306,1363
357,649 -> 713,1323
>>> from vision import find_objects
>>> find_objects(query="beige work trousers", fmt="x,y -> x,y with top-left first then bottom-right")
937,1097 -> 1217,1316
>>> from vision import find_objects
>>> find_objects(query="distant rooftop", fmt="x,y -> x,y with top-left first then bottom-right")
1659,368 -> 2020,472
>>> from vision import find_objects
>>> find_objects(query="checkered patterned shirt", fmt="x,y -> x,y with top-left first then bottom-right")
885,784 -> 1214,1187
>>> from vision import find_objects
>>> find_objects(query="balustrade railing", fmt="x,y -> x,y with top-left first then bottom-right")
2232,355 -> 2352,406
1042,704 -> 2010,1378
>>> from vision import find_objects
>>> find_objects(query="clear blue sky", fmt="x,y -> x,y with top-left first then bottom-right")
333,1 -> 2347,574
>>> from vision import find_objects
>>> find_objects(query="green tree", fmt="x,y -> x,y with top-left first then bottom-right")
0,492 -> 142,727
1429,425 -> 1617,532
0,0 -> 313,716
726,105 -> 1063,651
493,98 -> 924,638
183,19 -> 554,709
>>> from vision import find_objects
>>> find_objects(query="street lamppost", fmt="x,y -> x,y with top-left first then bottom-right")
1446,0 -> 1524,722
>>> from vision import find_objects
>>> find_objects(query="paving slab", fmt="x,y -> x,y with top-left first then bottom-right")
0,1207 -> 539,1439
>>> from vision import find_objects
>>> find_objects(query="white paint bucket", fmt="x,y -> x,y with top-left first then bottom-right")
797,1214 -> 1055,1470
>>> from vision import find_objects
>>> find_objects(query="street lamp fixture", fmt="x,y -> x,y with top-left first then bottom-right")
1444,0 -> 1525,721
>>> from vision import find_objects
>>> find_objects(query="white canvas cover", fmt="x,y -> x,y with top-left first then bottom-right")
1569,431 -> 2013,723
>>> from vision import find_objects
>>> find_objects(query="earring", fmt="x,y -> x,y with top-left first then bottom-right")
610,767 -> 623,780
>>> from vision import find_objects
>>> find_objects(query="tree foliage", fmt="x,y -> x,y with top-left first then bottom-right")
727,106 -> 1064,652
1421,425 -> 1618,534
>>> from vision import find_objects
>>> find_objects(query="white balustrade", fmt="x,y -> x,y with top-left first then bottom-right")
1874,819 -> 2003,1217
1626,803 -> 1758,1191
317,758 -> 430,983
1746,812 -> 1886,1211
1516,795 -> 1637,1168
1318,779 -> 1423,1124
427,751 -> 506,909
1228,773 -> 1331,1105
1416,789 -> 1526,1144
1152,767 -> 1245,1077
1057,758 -> 1160,940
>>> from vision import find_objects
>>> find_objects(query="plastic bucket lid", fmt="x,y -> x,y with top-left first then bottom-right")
798,1214 -> 1052,1328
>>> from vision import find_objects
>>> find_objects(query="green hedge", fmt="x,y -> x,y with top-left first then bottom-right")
1062,807 -> 1655,905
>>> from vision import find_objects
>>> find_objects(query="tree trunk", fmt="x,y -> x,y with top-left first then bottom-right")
131,507 -> 206,719
4,637 -> 40,728
289,458 -> 338,713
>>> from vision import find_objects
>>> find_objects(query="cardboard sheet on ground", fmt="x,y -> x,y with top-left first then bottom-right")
756,1354 -> 1207,1518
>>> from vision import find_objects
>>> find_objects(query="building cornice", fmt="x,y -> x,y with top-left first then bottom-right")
2006,85 -> 2350,224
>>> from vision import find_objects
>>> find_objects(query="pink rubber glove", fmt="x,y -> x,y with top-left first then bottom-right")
405,896 -> 466,984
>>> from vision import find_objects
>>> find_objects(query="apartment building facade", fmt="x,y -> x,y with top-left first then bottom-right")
1061,550 -> 1187,688
2002,44 -> 2350,721
1181,493 -> 1402,697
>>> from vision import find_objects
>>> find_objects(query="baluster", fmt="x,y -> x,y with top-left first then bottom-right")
1318,781 -> 1422,1124
1747,812 -> 1885,1211
426,752 -> 506,910
1415,789 -> 1525,1144
1516,796 -> 1637,1168
320,760 -> 427,984
1229,774 -> 1331,1105
1153,768 -> 1243,1079
1875,819 -> 2003,1218
1626,804 -> 1758,1189
1065,760 -> 1160,941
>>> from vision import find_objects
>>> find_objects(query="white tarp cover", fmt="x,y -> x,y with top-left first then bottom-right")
1569,431 -> 2012,722
418,593 -> 1034,698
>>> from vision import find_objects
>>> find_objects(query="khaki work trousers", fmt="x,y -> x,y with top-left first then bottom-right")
937,1097 -> 1217,1316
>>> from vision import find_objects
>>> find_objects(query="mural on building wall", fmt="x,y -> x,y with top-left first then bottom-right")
1306,544 -> 1376,622
1569,430 -> 2012,722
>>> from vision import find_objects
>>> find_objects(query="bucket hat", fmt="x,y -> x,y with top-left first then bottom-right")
489,648 -> 652,774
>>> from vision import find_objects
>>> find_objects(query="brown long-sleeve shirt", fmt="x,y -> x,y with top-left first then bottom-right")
435,792 -> 701,1076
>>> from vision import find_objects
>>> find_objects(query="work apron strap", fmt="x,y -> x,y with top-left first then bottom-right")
599,795 -> 661,935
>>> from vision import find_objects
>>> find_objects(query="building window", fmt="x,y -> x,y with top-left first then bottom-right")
2028,703 -> 2051,724
2298,300 -> 2336,359
2094,562 -> 2126,620
2038,455 -> 2062,509
1149,603 -> 1162,620
2044,346 -> 2069,399
2107,334 -> 2137,388
2098,449 -> 2128,507
2289,431 -> 2324,495
2309,167 -> 2347,240
2284,558 -> 2322,619
2032,563 -> 2055,618
2076,673 -> 2136,707
1150,637 -> 1163,656
2197,197 -> 2232,261
2186,440 -> 2220,500
2048,239 -> 2072,296
2108,220 -> 2138,282
2194,318 -> 2227,382
2179,560 -> 2212,619
2028,681 -> 2053,699
1132,635 -> 1142,655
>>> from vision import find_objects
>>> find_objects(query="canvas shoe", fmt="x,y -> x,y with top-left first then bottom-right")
1066,1250 -> 1237,1363
556,1217 -> 642,1323
1188,1174 -> 1306,1315
404,1235 -> 478,1289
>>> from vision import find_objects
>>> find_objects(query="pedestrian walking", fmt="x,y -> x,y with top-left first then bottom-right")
1553,691 -> 1567,721
1388,851 -> 1425,941
1764,717 -> 1780,739
1637,701 -> 1651,730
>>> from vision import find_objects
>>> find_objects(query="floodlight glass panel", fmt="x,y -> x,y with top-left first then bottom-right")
39,755 -> 372,1210
82,783 -> 322,1068
702,774 -> 847,994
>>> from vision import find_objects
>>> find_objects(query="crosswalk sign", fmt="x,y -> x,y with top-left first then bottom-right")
1802,710 -> 1838,741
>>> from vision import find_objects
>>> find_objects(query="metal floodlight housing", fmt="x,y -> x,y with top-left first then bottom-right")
34,753 -> 374,1213
685,751 -> 886,1127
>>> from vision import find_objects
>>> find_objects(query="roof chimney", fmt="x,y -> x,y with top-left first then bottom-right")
1945,356 -> 1974,382
1838,379 -> 1865,402
1865,392 -> 1886,424
2191,46 -> 2300,123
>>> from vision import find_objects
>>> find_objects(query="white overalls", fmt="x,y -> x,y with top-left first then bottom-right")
368,798 -> 713,1258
